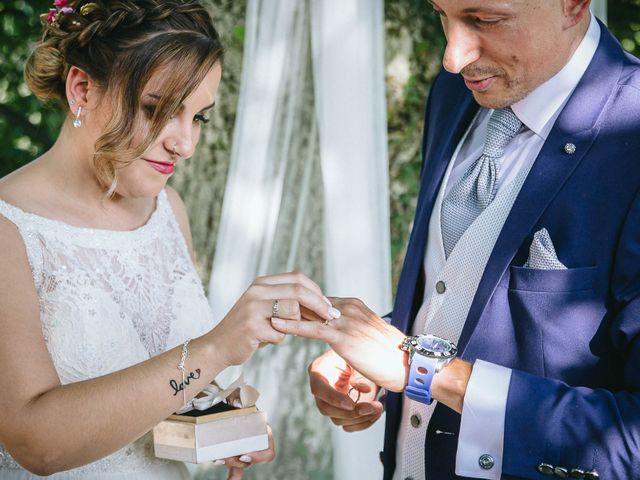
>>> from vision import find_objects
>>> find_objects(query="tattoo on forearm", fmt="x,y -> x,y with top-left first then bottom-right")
170,368 -> 201,396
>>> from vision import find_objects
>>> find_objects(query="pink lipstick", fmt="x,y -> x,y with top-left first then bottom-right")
145,160 -> 175,175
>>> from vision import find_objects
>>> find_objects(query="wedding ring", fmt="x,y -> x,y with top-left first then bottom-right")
322,317 -> 332,326
271,299 -> 279,319
348,386 -> 361,403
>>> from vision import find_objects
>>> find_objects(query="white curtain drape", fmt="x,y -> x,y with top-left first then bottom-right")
207,0 -> 390,478
208,0 -> 302,319
310,0 -> 390,478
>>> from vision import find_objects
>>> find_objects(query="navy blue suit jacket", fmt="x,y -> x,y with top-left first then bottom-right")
382,22 -> 640,480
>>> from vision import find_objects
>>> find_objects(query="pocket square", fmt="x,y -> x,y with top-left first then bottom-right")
523,228 -> 566,270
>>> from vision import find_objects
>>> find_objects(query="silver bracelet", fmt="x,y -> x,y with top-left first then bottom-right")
177,339 -> 191,408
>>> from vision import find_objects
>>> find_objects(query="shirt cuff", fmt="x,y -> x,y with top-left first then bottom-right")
455,360 -> 512,479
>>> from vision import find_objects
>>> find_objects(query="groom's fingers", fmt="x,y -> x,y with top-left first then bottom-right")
309,370 -> 355,412
328,400 -> 384,423
342,414 -> 383,432
332,411 -> 383,428
315,398 -> 360,420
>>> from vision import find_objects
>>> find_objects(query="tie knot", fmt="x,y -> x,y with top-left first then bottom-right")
482,107 -> 523,159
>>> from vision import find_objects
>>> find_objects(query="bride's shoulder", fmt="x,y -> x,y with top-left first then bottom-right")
0,159 -> 48,211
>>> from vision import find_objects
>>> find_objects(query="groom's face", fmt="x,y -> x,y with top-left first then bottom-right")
431,0 -> 590,109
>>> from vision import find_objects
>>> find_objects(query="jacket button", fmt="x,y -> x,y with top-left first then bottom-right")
569,468 -> 585,478
478,454 -> 494,470
410,414 -> 421,428
584,470 -> 599,480
538,463 -> 555,476
435,280 -> 446,294
554,467 -> 569,478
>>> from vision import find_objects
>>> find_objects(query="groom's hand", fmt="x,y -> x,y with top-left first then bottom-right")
308,350 -> 383,432
273,297 -> 408,392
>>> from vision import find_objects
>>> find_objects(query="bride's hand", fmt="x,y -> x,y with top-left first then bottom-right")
207,272 -> 339,368
219,425 -> 276,479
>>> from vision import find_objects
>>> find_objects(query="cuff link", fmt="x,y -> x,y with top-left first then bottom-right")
478,453 -> 495,470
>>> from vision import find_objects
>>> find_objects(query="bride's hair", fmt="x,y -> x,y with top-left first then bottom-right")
24,0 -> 224,195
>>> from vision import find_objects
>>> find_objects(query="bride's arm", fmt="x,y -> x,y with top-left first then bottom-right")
0,216 -> 334,476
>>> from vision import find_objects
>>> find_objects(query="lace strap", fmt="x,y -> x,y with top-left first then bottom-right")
157,189 -> 194,263
0,200 -> 45,292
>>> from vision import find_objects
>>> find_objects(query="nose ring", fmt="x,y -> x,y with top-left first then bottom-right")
172,143 -> 177,156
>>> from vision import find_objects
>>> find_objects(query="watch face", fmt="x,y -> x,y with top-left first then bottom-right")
412,335 -> 457,358
417,335 -> 451,353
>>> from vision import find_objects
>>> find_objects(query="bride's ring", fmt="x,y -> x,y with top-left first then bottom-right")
348,386 -> 361,403
272,299 -> 279,319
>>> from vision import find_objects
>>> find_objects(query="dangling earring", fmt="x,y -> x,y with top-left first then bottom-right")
73,106 -> 83,128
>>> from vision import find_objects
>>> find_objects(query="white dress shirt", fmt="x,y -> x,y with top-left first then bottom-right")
393,13 -> 600,480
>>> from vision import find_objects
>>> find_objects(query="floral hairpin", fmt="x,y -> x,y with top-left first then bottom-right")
46,1 -> 98,26
47,0 -> 73,23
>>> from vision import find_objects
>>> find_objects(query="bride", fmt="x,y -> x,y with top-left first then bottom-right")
0,1 -> 339,479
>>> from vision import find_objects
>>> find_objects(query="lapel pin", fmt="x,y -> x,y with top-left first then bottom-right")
564,143 -> 577,155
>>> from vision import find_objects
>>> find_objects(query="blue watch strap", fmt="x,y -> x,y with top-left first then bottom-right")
404,353 -> 437,405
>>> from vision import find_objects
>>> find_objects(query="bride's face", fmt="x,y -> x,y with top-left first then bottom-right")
111,63 -> 222,199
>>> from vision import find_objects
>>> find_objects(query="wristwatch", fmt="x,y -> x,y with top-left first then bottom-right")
401,334 -> 457,405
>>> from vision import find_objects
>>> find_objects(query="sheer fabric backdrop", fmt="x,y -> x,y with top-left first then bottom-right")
207,0 -> 390,478
310,0 -> 391,478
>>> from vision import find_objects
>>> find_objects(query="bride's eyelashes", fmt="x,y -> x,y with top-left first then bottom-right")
194,113 -> 210,124
141,103 -> 210,124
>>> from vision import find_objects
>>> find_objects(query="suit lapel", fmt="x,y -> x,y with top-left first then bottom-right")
393,76 -> 478,334
458,22 -> 625,351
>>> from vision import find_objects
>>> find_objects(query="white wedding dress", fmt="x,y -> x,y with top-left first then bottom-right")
0,190 -> 214,479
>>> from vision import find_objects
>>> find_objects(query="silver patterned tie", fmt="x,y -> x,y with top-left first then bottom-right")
441,107 -> 523,257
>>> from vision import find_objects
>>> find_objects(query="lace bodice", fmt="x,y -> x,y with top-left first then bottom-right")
0,190 -> 213,479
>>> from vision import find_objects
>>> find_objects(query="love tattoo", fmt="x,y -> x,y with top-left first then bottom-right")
170,368 -> 201,396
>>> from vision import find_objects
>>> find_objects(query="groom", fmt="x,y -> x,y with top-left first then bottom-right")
272,0 -> 640,479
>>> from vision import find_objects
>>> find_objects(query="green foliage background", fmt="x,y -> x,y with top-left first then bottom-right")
0,1 -> 65,176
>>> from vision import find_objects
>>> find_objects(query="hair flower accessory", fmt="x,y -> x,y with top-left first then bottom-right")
45,1 -> 98,26
46,0 -> 75,24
